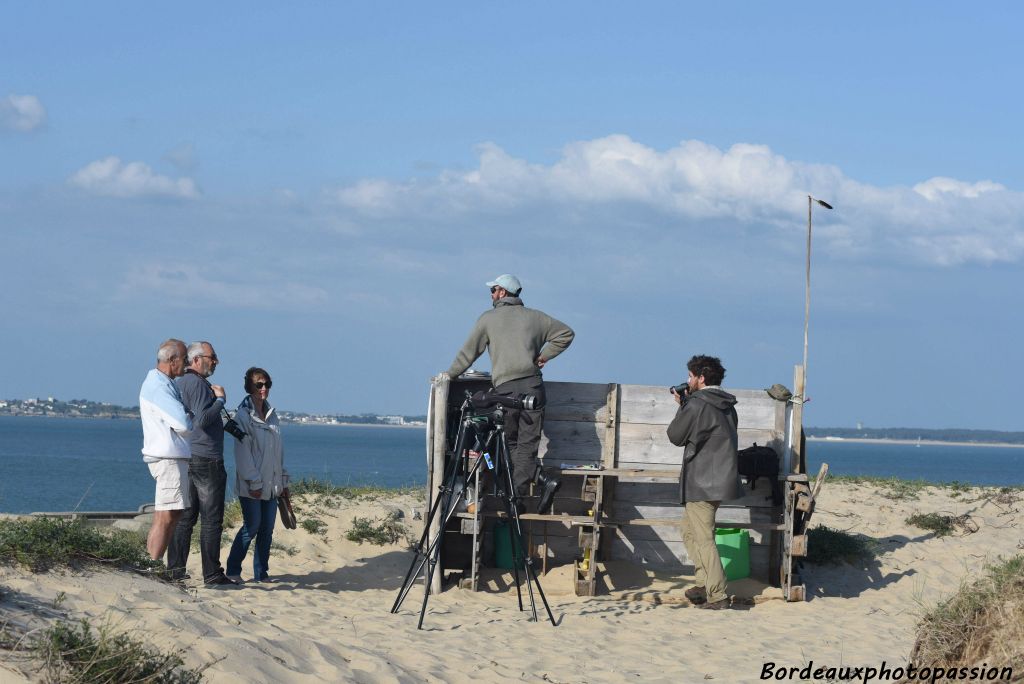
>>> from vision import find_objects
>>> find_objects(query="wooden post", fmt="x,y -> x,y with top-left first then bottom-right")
601,383 -> 619,469
791,364 -> 806,474
428,375 -> 449,596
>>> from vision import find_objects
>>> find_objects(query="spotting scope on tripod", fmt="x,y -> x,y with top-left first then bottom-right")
391,390 -> 557,629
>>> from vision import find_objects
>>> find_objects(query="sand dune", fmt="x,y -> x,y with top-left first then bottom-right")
2,482 -> 1021,683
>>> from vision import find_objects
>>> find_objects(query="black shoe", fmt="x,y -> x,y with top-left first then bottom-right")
204,575 -> 239,588
536,472 -> 561,514
697,598 -> 731,610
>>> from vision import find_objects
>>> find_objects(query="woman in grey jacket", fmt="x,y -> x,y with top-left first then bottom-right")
225,367 -> 289,583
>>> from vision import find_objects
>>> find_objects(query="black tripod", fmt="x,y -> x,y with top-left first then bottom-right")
391,395 -> 557,628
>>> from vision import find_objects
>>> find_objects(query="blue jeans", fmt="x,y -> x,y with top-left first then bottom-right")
226,496 -> 277,580
167,457 -> 227,583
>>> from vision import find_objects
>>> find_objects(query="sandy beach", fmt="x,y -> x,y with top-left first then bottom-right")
2,481 -> 1021,683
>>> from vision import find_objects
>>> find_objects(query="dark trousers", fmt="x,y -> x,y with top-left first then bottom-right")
226,496 -> 277,581
495,376 -> 546,497
167,457 -> 227,583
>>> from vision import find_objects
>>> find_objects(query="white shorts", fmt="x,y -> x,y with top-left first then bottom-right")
147,459 -> 191,511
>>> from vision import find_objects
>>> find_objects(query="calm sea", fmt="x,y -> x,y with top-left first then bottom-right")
0,416 -> 427,514
1,416 -> 1021,513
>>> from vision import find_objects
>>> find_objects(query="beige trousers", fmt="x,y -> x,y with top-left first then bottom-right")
681,500 -> 727,603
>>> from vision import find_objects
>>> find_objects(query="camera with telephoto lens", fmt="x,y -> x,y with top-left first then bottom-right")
221,408 -> 247,441
669,383 -> 690,398
469,389 -> 543,411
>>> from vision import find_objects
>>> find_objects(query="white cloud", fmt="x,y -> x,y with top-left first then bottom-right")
69,156 -> 200,199
1,94 -> 47,132
328,135 -> 1024,266
912,177 -> 1005,201
121,264 -> 327,310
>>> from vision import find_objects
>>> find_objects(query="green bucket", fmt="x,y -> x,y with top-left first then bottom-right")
493,521 -> 525,570
714,528 -> 750,581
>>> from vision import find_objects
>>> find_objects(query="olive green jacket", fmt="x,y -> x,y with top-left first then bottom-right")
448,297 -> 574,388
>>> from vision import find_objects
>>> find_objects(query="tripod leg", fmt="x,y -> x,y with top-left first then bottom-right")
393,414 -> 474,617
499,430 -> 558,627
414,453 -> 488,629
508,512 -> 525,611
392,481 -> 448,613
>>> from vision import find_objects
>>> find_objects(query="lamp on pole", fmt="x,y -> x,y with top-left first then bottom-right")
802,194 -> 833,400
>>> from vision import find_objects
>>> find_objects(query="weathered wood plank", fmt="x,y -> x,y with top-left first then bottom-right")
610,522 -> 769,545
610,503 -> 779,526
543,382 -> 613,422
602,384 -> 619,468
617,426 -> 783,466
543,382 -> 789,431
607,537 -> 770,577
537,421 -> 782,465
617,385 -> 783,427
610,483 -> 782,508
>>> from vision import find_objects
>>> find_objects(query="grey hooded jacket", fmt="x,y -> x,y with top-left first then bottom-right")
666,387 -> 741,503
448,296 -> 574,388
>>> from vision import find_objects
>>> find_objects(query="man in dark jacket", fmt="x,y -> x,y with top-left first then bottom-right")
667,354 -> 740,610
447,274 -> 574,511
167,341 -> 237,586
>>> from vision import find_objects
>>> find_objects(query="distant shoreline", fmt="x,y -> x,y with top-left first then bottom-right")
0,414 -> 426,429
287,421 -> 426,430
807,436 -> 1024,449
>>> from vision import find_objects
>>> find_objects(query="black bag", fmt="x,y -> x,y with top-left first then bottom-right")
737,443 -> 782,504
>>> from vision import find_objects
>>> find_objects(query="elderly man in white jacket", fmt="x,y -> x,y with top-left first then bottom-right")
139,339 -> 193,561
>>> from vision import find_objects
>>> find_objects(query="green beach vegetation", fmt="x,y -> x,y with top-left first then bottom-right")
35,619 -> 204,683
0,516 -> 204,681
0,517 -> 158,574
910,555 -> 1024,672
818,474 -> 1019,500
345,511 -> 409,546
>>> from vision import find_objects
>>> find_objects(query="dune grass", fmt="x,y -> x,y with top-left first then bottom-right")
911,555 -> 1024,671
345,511 -> 409,546
821,475 -> 1018,501
290,478 -> 424,507
37,618 -> 203,683
0,517 -> 159,574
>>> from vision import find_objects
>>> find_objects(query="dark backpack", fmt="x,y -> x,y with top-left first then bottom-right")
737,443 -> 782,504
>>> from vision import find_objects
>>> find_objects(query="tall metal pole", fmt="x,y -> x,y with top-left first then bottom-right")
802,195 -> 832,401
802,195 -> 812,398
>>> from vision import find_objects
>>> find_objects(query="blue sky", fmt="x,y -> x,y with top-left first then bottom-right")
2,2 -> 1022,430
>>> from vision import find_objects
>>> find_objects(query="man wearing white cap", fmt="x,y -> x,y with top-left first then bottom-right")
447,274 -> 574,512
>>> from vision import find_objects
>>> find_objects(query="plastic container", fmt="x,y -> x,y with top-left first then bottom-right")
493,521 -> 524,569
714,528 -> 751,581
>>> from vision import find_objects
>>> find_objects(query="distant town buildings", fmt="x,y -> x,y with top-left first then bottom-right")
0,396 -> 426,426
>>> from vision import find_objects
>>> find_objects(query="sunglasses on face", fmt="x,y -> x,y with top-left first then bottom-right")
490,286 -> 499,293
253,381 -> 272,389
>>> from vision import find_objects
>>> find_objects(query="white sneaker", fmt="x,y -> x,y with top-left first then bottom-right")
225,574 -> 243,584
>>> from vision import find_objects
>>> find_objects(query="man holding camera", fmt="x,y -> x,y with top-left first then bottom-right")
447,274 -> 574,512
667,354 -> 740,610
167,341 -> 237,586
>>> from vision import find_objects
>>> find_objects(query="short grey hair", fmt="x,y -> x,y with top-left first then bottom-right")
187,341 -> 211,363
157,339 -> 186,363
